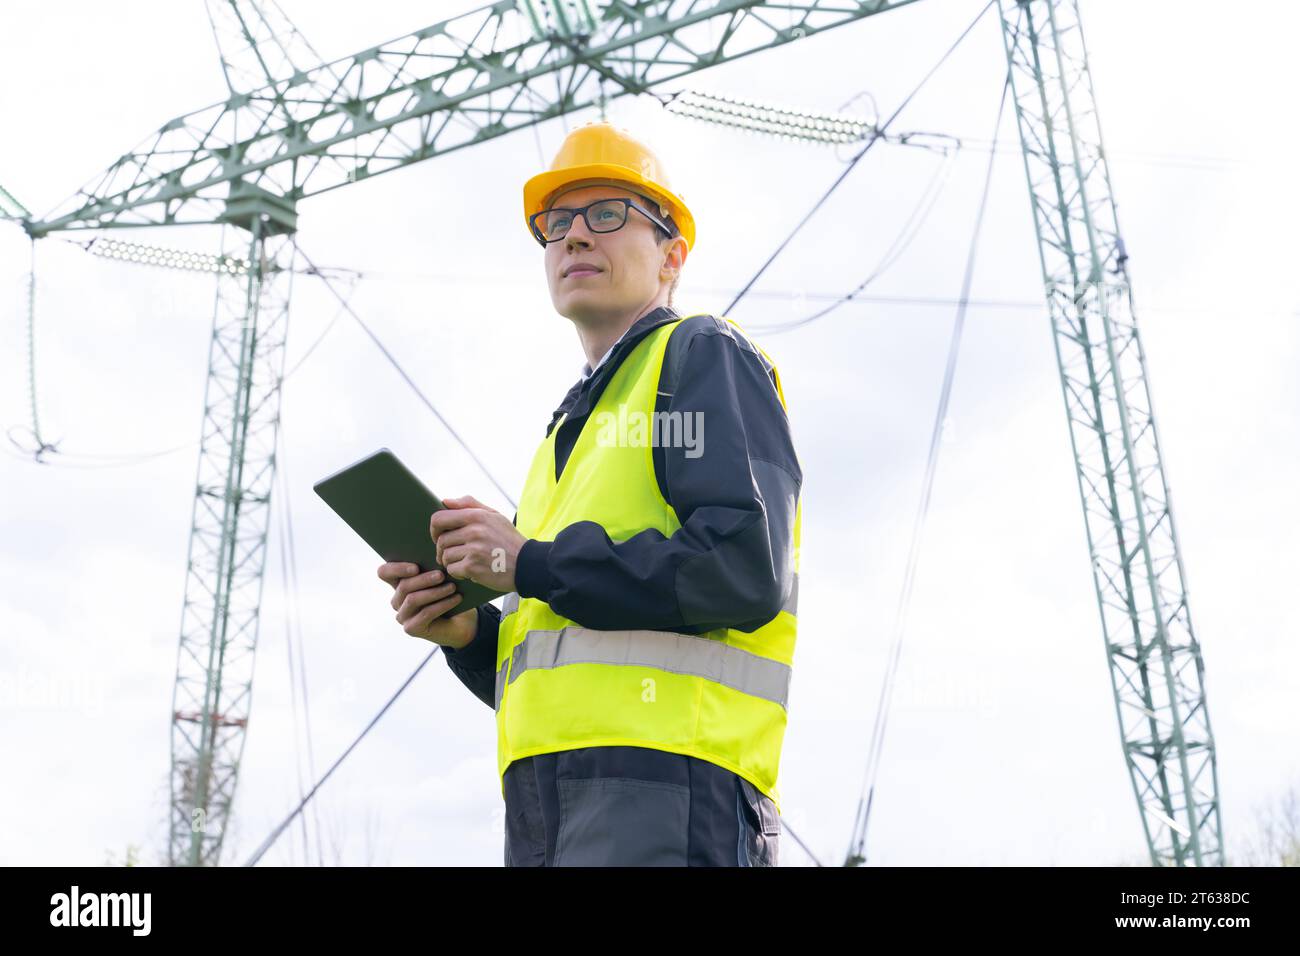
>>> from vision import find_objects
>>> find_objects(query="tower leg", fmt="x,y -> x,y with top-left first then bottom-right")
169,217 -> 295,866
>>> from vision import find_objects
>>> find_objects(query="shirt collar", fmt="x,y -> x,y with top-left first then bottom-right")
578,305 -> 679,382
551,305 -> 681,436
579,340 -> 621,382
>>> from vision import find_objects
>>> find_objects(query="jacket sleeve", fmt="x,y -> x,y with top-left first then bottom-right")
440,601 -> 501,709
441,505 -> 530,707
513,317 -> 801,634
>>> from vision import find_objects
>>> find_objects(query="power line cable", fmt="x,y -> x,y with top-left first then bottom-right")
724,0 -> 997,316
274,427 -> 326,866
748,141 -> 958,336
243,240 -> 530,865
781,817 -> 824,867
846,68 -> 1011,868
286,265 -> 1296,319
954,137 -> 1244,171
280,272 -> 360,384
293,239 -> 517,511
7,229 -> 520,866
274,454 -> 312,866
1,237 -> 351,468
2,424 -> 198,468
278,435 -> 326,867
243,645 -> 443,866
20,238 -> 57,461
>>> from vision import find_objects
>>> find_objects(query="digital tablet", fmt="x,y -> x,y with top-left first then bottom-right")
313,448 -> 507,613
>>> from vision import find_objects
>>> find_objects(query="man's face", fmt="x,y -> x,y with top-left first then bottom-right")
541,182 -> 684,324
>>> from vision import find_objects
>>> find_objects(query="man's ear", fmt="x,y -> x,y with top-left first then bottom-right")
661,234 -> 687,277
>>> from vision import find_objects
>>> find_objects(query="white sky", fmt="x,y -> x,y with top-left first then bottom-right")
1,0 -> 1297,867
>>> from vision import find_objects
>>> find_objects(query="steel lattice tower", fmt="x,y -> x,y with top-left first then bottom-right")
170,216 -> 296,866
996,0 -> 1222,865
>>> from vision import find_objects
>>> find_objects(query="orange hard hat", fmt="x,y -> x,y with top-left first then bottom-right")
523,121 -> 696,251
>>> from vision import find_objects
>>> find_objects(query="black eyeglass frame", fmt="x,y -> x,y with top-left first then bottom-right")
530,196 -> 677,247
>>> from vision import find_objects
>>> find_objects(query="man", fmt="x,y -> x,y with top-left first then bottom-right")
378,121 -> 802,866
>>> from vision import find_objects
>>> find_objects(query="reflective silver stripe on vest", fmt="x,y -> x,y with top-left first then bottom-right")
494,592 -> 520,712
507,627 -> 791,709
494,657 -> 510,712
501,591 -> 520,618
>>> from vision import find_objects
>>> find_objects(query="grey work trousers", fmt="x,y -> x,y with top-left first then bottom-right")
502,745 -> 780,866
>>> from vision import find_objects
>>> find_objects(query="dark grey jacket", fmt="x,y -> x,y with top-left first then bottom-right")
441,304 -> 801,865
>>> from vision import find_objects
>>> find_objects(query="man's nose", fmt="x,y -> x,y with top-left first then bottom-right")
564,214 -> 596,249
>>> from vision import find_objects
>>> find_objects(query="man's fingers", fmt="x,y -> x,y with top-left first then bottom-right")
431,507 -> 482,533
390,572 -> 420,610
395,578 -> 457,617
407,592 -> 464,634
434,527 -> 475,551
440,544 -> 472,572
390,569 -> 446,611
444,553 -> 474,581
378,561 -> 420,587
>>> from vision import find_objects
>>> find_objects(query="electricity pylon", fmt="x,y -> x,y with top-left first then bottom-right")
170,218 -> 295,865
995,0 -> 1221,866
18,0 -> 1219,867
171,0 -> 323,867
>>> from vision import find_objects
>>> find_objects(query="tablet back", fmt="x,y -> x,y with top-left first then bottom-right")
313,448 -> 507,613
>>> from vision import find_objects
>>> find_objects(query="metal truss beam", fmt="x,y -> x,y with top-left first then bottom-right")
24,0 -> 921,236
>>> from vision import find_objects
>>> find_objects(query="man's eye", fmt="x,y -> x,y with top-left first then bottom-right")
550,214 -> 572,229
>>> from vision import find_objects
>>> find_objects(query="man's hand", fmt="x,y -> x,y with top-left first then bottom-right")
430,495 -> 526,593
378,562 -> 478,648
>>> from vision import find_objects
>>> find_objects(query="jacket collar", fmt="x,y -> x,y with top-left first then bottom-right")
563,304 -> 680,417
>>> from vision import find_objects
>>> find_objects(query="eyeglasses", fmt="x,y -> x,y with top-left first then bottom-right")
529,197 -> 675,246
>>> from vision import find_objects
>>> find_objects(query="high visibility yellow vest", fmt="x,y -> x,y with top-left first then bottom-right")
495,314 -> 800,812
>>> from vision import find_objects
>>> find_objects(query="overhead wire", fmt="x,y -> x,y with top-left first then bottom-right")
279,265 -> 1295,320
4,222 -> 526,866
845,65 -> 1012,868
13,226 -> 854,868
724,0 -> 998,316
274,452 -> 312,866
953,137 -> 1245,172
0,233 -> 355,468
19,238 -> 57,461
747,139 -> 958,336
279,436 -> 326,867
832,90 -> 880,164
3,232 -> 199,467
669,0 -> 998,862
1,224 -> 508,865
243,645 -> 444,866
293,238 -> 517,512
242,240 -> 531,866
280,269 -> 361,384
781,818 -> 824,867
2,424 -> 198,469
273,425 -> 326,866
